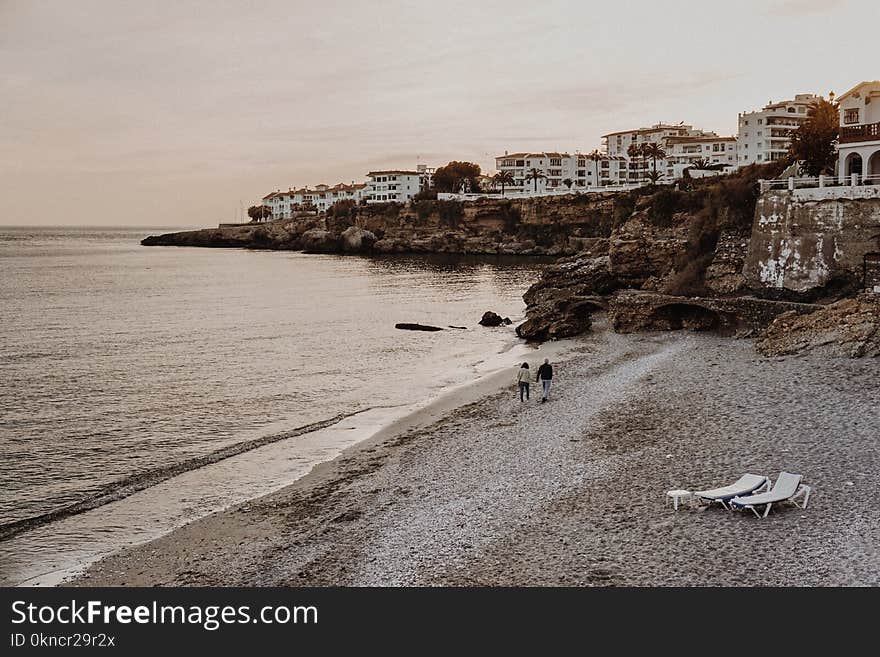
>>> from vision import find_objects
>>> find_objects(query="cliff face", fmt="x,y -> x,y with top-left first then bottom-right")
517,164 -> 880,345
142,194 -> 621,256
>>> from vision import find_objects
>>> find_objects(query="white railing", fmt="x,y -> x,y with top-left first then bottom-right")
759,174 -> 880,192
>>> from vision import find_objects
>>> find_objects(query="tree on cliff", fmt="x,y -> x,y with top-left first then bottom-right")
247,205 -> 272,222
586,150 -> 603,188
626,143 -> 646,182
788,95 -> 839,177
492,170 -> 515,196
525,167 -> 546,193
432,161 -> 482,193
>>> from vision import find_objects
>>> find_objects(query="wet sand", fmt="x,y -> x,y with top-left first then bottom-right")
72,323 -> 879,586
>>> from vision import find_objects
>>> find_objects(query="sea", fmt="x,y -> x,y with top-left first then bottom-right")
0,226 -> 550,585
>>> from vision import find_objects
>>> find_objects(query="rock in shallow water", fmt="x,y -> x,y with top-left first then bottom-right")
478,311 -> 504,327
395,323 -> 444,332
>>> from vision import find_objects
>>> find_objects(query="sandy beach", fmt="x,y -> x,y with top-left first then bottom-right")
72,321 -> 879,587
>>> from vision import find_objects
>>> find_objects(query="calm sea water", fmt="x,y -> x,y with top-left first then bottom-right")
0,226 -> 547,583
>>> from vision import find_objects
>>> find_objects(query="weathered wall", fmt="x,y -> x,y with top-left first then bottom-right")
743,191 -> 880,298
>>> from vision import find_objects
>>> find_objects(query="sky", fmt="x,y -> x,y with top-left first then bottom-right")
1,0 -> 878,226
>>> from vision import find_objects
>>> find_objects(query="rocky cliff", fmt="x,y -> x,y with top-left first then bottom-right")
756,294 -> 880,358
517,163 -> 880,350
142,194 -> 623,257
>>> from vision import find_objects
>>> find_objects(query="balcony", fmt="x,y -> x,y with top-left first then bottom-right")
840,121 -> 880,144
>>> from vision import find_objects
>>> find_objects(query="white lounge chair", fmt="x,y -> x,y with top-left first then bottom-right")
693,473 -> 770,510
730,472 -> 811,519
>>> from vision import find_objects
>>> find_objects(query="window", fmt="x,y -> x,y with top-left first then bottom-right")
844,108 -> 860,124
758,119 -> 763,124
549,158 -> 562,166
515,160 -> 524,167
787,107 -> 796,113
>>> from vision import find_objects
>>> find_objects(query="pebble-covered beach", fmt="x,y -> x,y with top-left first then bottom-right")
74,323 -> 879,587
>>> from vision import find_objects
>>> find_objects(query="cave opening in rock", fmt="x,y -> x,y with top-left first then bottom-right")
649,303 -> 723,332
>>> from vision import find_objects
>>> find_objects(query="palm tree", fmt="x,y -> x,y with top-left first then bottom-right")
626,142 -> 645,183
646,169 -> 662,185
562,178 -> 573,190
587,150 -> 603,188
524,167 -> 546,193
642,142 -> 667,182
493,170 -> 515,197
691,157 -> 711,169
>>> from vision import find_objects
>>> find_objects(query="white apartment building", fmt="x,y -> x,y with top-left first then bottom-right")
365,170 -> 429,203
736,93 -> 820,166
261,182 -> 368,218
837,80 -> 880,182
602,123 -> 710,158
601,123 -> 729,182
494,152 -> 627,192
664,135 -> 738,178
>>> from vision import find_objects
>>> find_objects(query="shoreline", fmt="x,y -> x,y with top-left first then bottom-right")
2,335 -> 576,587
71,324 -> 880,587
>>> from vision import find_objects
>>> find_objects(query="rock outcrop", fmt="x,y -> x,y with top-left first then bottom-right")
704,229 -> 750,296
395,323 -> 444,332
339,226 -> 377,253
142,193 -> 623,257
478,311 -> 504,327
516,255 -> 615,340
756,294 -> 880,358
608,210 -> 689,289
300,229 -> 340,253
608,291 -> 820,335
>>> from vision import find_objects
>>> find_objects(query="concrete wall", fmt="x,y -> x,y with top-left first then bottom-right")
743,190 -> 880,295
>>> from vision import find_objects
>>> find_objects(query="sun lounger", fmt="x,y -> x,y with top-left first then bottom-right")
730,472 -> 811,519
693,474 -> 770,510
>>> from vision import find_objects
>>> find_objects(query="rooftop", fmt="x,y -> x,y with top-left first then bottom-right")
366,170 -> 423,177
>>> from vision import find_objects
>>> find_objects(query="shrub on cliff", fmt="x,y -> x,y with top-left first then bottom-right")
412,189 -> 438,202
500,201 -> 521,234
415,200 -> 435,222
365,202 -> 401,219
437,200 -> 464,228
327,199 -> 357,219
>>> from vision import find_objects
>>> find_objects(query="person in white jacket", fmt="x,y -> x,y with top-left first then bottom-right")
516,362 -> 531,402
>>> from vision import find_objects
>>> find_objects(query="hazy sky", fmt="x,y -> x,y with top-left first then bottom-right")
1,0 -> 877,226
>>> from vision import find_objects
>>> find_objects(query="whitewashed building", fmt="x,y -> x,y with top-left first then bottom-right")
736,93 -> 820,166
664,135 -> 738,178
837,80 -> 880,183
494,152 -> 628,192
365,170 -> 428,203
602,123 -> 709,158
262,182 -> 368,217
601,123 -> 729,182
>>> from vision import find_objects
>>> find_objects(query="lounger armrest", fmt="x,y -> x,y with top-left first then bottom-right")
793,484 -> 811,509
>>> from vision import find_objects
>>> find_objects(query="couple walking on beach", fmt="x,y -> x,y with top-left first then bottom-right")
517,358 -> 553,403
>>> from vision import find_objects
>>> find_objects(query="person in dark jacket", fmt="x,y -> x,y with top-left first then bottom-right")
536,358 -> 553,402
